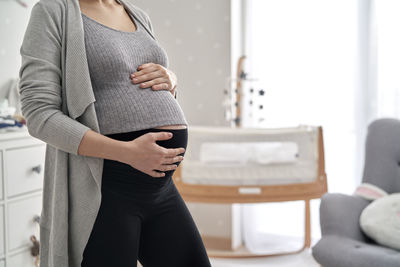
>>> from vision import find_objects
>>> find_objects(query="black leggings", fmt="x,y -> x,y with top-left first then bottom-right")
81,127 -> 211,267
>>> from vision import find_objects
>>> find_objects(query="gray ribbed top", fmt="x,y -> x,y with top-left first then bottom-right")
81,10 -> 188,135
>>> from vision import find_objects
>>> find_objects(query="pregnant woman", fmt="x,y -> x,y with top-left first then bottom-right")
18,0 -> 211,266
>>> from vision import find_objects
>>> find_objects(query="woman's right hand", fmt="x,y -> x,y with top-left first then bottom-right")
118,131 -> 185,178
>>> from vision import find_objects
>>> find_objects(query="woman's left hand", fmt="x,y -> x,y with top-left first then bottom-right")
130,63 -> 177,96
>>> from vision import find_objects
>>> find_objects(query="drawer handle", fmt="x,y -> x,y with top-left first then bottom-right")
30,235 -> 40,267
31,165 -> 42,174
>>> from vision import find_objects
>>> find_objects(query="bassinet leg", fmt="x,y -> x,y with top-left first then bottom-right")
304,199 -> 311,248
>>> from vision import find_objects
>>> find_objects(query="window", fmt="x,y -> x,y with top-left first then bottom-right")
239,0 -> 362,251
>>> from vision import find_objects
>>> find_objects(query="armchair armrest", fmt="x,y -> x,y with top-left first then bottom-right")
319,193 -> 372,242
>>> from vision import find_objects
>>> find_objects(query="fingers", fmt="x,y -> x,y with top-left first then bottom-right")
149,132 -> 186,155
131,71 -> 165,87
137,78 -> 170,91
149,163 -> 178,178
156,164 -> 178,172
130,66 -> 158,81
137,62 -> 156,71
134,63 -> 158,74
131,65 -> 163,82
143,77 -> 170,90
151,131 -> 174,141
151,162 -> 180,178
163,147 -> 185,157
141,131 -> 186,178
177,147 -> 186,155
131,64 -> 173,91
162,155 -> 184,164
151,82 -> 171,91
149,170 -> 166,178
155,146 -> 185,159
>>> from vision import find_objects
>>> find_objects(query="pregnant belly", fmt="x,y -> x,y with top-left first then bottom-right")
153,124 -> 187,130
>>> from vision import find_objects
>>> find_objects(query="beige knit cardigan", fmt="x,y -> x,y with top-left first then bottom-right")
18,0 -> 156,265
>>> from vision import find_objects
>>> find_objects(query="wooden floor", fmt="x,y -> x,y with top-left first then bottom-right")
209,248 -> 319,267
137,248 -> 318,267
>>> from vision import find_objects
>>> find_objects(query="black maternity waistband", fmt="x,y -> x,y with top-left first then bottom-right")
102,127 -> 188,188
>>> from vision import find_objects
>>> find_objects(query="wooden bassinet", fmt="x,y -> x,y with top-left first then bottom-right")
172,125 -> 328,257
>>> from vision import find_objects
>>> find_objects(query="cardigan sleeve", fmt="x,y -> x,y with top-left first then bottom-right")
18,2 -> 91,156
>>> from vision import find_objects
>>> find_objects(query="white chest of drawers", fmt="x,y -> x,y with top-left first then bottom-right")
0,129 -> 45,267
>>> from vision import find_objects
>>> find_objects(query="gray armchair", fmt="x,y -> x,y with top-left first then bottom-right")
312,118 -> 400,267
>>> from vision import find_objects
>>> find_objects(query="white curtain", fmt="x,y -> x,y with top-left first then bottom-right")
374,0 -> 400,118
240,0 -> 379,253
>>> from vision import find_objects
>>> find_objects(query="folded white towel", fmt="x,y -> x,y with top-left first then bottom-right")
199,141 -> 298,166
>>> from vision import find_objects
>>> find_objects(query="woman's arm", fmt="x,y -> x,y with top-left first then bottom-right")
77,130 -> 127,160
19,1 -> 124,160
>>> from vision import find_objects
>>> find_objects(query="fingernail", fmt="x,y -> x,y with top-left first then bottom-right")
131,74 -> 136,77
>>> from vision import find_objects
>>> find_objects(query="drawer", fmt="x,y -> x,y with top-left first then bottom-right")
0,205 -> 3,255
7,249 -> 36,267
6,145 -> 45,197
8,195 -> 42,252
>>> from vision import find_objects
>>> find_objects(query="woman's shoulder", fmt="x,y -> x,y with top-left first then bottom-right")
35,0 -> 66,10
28,0 -> 65,35
32,0 -> 66,19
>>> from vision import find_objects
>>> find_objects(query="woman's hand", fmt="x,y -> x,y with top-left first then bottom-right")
118,131 -> 185,178
130,63 -> 177,96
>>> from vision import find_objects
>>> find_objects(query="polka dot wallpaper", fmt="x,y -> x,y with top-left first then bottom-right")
132,0 -> 232,126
